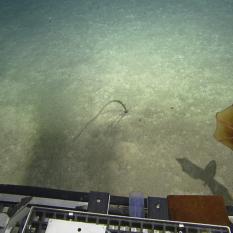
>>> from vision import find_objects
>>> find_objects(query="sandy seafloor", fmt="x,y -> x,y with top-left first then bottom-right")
0,0 -> 233,204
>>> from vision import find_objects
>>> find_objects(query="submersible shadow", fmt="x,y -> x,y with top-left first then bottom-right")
176,158 -> 233,204
72,100 -> 128,142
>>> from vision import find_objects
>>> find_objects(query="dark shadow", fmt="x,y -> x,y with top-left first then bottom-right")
23,79 -> 72,188
176,158 -> 233,204
24,78 -> 125,192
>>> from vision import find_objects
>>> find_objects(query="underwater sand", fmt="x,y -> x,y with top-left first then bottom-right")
0,0 -> 233,204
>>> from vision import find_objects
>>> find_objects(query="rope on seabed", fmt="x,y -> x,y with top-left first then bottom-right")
72,100 -> 128,142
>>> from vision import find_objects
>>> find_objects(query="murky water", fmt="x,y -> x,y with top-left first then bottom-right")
0,0 -> 233,204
